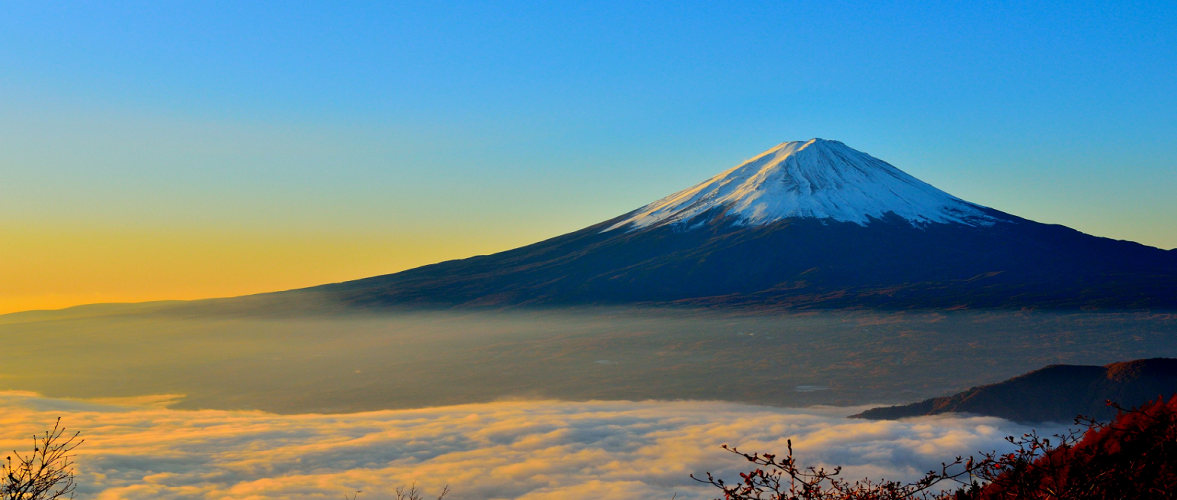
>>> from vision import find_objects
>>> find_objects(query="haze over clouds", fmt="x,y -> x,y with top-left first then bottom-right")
0,392 -> 1063,500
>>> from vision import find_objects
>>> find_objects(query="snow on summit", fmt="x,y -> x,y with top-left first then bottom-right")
606,139 -> 996,231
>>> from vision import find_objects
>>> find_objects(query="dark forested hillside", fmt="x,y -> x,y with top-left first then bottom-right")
855,358 -> 1177,422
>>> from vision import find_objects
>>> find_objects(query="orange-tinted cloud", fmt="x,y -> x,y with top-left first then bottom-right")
0,393 -> 1061,500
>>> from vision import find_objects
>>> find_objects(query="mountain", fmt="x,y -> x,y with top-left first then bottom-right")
853,358 -> 1177,422
302,139 -> 1177,311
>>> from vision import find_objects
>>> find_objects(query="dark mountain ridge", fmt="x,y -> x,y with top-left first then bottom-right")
854,358 -> 1177,422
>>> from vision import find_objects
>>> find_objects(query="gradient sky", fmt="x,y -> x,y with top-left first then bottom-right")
2,1 -> 1176,314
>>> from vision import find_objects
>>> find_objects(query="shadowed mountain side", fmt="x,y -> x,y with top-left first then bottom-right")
23,139 -> 1173,316
853,358 -> 1177,422
297,210 -> 1177,311
17,138 -> 1174,318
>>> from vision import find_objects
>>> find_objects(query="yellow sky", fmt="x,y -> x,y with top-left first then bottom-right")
0,224 -> 523,315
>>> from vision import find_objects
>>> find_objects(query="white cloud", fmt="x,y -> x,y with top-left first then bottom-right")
0,392 -> 1064,500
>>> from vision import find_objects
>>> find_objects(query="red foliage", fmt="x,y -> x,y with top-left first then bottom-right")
700,396 -> 1177,500
966,395 -> 1177,500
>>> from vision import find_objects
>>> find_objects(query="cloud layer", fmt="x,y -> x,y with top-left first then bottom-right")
0,392 -> 1063,500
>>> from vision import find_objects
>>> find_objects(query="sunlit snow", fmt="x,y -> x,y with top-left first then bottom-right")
607,139 -> 996,231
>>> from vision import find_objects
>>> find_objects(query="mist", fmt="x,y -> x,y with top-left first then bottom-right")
1,304 -> 1174,413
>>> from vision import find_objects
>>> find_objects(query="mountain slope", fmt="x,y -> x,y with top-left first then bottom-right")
853,358 -> 1177,422
302,139 -> 1177,311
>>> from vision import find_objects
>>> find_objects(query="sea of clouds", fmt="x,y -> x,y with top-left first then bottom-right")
0,392 -> 1067,500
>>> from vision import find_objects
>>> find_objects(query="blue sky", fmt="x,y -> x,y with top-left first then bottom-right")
2,1 -> 1175,311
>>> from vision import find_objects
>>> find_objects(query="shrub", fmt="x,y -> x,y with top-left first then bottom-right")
346,482 -> 449,500
694,439 -> 982,500
697,395 -> 1177,500
962,396 -> 1177,500
1,418 -> 82,500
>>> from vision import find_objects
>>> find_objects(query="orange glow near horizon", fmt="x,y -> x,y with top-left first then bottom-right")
0,224 -> 524,315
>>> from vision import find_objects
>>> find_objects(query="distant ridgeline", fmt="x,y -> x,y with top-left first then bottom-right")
291,139 -> 1177,312
854,358 -> 1177,423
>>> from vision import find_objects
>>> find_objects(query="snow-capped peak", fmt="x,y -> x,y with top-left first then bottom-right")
605,139 -> 996,232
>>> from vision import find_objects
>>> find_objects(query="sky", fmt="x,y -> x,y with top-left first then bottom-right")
2,1 -> 1176,314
